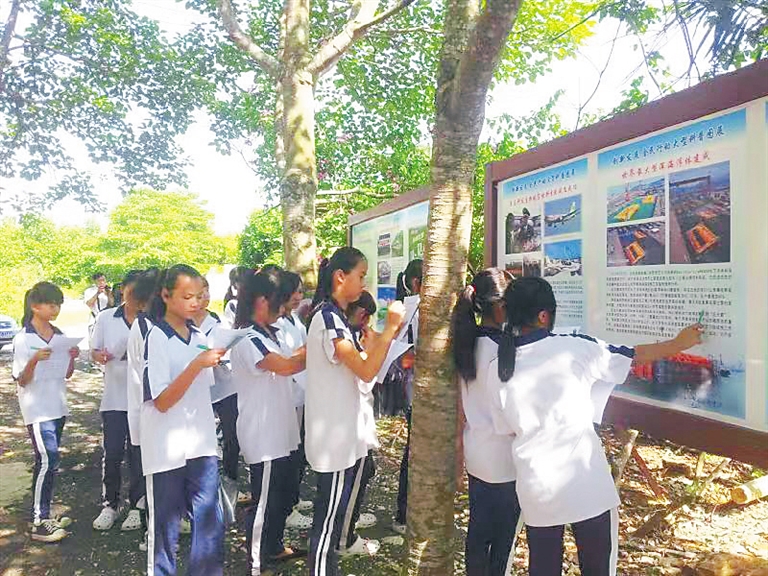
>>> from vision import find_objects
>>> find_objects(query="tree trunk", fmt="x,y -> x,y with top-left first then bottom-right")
280,0 -> 318,288
403,1 -> 521,574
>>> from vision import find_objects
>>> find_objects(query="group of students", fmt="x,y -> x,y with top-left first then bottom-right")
12,247 -> 703,576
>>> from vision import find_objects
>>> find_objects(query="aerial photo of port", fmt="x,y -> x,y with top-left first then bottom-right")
607,176 -> 665,224
607,222 -> 666,267
543,239 -> 582,278
669,161 -> 731,264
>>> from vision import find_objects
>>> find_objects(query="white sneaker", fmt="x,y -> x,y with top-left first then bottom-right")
121,509 -> 142,531
339,535 -> 380,556
295,499 -> 313,512
392,520 -> 406,535
92,507 -> 118,531
139,530 -> 148,552
180,518 -> 191,534
355,512 -> 377,529
285,509 -> 313,530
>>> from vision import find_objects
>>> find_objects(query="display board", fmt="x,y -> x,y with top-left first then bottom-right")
486,61 -> 768,467
349,188 -> 430,328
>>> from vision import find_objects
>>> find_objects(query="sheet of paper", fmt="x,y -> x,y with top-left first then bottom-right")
591,380 -> 617,424
208,328 -> 251,351
376,340 -> 414,383
33,337 -> 82,381
396,295 -> 420,341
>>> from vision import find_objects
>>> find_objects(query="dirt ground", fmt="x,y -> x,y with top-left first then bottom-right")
0,348 -> 766,575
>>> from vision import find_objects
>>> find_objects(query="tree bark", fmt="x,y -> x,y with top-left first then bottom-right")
0,0 -> 21,75
403,1 -> 521,574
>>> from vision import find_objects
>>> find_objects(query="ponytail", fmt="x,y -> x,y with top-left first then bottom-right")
451,268 -> 509,382
21,281 -> 64,326
396,259 -> 423,301
311,258 -> 331,310
497,277 -> 557,382
147,264 -> 201,322
309,249 -> 366,323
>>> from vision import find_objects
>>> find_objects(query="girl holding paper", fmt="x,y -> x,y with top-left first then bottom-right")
489,277 -> 703,576
142,265 -> 225,576
451,269 -> 520,576
305,247 -> 405,576
13,281 -> 79,542
91,270 -> 147,533
230,271 -> 308,574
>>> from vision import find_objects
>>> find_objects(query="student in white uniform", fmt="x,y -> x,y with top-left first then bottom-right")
337,290 -> 381,556
489,277 -> 703,576
231,271 -> 308,574
12,282 -> 79,542
451,269 -> 520,576
84,272 -> 114,327
126,268 -> 160,551
305,247 -> 405,576
393,258 -> 422,534
91,270 -> 146,532
274,270 -> 314,529
223,266 -> 253,328
141,265 -> 226,576
193,276 -> 241,516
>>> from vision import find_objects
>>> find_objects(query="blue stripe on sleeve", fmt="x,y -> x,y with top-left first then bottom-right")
249,335 -> 270,358
142,336 -> 152,402
608,344 -> 635,359
321,308 -> 346,340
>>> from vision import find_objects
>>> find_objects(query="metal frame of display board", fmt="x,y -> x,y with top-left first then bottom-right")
484,59 -> 768,468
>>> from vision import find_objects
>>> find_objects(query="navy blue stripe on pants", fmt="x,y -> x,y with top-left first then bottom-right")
309,458 -> 364,576
246,456 -> 293,575
465,475 -> 521,576
526,507 -> 619,576
27,417 -> 65,524
213,394 -> 240,481
102,410 -> 144,508
340,451 -> 375,549
145,456 -> 224,576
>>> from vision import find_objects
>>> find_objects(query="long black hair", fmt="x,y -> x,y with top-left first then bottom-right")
234,270 -> 286,329
497,277 -> 557,382
451,269 -> 509,382
396,259 -> 423,301
311,248 -> 366,309
224,266 -> 253,306
21,282 -> 64,326
147,264 -> 202,322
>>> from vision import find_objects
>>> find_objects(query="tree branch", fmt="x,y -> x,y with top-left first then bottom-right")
217,0 -> 281,78
307,0 -> 418,77
0,0 -> 21,75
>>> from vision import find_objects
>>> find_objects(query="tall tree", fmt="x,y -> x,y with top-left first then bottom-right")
209,0 -> 420,286
0,0 -> 204,212
403,0 -> 521,573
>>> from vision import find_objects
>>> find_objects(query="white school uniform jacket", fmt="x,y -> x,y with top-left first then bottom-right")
488,329 -> 634,527
90,306 -> 131,412
354,329 -> 378,451
222,299 -> 237,328
140,319 -> 218,476
127,314 -> 152,447
274,311 -> 307,408
305,302 -> 370,473
460,328 -> 516,484
84,286 -> 110,318
230,324 -> 300,464
198,311 -> 236,404
12,325 -> 70,426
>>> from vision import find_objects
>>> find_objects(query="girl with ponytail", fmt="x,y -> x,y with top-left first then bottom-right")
13,281 -> 78,543
450,269 -> 520,576
491,277 -> 704,576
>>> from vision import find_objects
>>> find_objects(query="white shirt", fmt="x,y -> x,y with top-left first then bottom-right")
231,325 -> 300,464
488,330 -> 634,526
198,312 -> 237,404
90,306 -> 131,412
140,320 -> 218,475
12,325 -> 70,425
305,302 -> 370,473
354,329 -> 379,451
84,286 -> 110,318
222,299 -> 237,328
127,314 -> 152,446
275,311 -> 307,408
460,329 -> 516,484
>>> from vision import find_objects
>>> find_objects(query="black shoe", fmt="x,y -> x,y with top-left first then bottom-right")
31,519 -> 67,543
